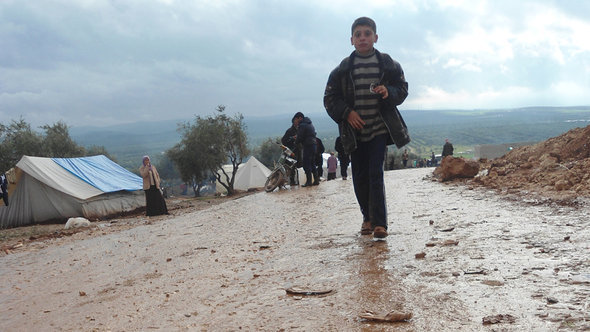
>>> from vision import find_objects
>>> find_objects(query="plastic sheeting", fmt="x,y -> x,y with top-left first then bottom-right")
52,155 -> 142,193
17,156 -> 103,200
0,155 -> 145,228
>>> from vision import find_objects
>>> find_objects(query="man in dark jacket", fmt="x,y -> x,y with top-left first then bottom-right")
334,136 -> 350,180
442,139 -> 454,157
315,137 -> 325,179
295,116 -> 319,186
282,112 -> 304,185
323,17 -> 409,238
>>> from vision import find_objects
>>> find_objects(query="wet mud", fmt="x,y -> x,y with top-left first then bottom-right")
1,168 -> 589,331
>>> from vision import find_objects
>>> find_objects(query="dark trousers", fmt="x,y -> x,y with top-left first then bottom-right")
351,134 -> 387,229
302,144 -> 317,174
338,155 -> 350,178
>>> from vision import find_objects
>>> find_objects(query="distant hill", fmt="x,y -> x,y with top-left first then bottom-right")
70,106 -> 590,170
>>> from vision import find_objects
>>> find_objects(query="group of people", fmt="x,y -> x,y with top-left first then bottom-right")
278,17 -> 410,239
400,137 -> 454,169
140,17 -> 410,240
281,112 -> 351,187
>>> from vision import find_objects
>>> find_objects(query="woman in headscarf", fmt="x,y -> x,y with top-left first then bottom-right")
139,155 -> 168,216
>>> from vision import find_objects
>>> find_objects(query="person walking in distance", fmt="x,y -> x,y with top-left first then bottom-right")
326,152 -> 338,180
335,136 -> 350,180
442,139 -> 454,157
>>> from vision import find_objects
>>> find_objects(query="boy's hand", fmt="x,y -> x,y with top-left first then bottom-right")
372,85 -> 389,99
347,110 -> 365,130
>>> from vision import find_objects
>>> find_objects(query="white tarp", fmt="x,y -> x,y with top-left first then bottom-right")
233,156 -> 271,191
17,156 -> 103,200
0,155 -> 145,228
216,157 -> 272,193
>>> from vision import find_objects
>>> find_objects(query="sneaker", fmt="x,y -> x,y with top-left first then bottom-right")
360,221 -> 372,235
373,226 -> 388,238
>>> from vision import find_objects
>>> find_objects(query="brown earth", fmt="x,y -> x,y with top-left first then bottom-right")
0,192 -> 255,255
469,125 -> 590,205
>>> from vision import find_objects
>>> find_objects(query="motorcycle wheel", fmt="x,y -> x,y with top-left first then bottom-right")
264,169 -> 284,192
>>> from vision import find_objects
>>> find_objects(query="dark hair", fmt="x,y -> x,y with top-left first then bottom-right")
351,17 -> 376,35
292,112 -> 304,123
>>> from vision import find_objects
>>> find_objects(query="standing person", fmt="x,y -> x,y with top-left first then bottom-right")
442,139 -> 454,157
295,116 -> 319,187
402,149 -> 409,168
281,112 -> 304,185
0,173 -> 8,206
430,151 -> 436,166
326,152 -> 338,180
139,156 -> 168,216
324,17 -> 410,238
334,136 -> 350,180
315,137 -> 325,180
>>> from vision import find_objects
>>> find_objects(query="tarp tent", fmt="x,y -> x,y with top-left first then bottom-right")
0,155 -> 145,228
215,156 -> 272,193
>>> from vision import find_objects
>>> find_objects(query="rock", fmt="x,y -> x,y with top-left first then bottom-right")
546,297 -> 559,304
64,217 -> 91,230
360,311 -> 413,322
554,180 -> 571,191
481,280 -> 504,286
433,156 -> 480,181
482,314 -> 516,325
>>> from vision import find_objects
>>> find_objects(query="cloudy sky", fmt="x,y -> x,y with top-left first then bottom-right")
1,0 -> 590,127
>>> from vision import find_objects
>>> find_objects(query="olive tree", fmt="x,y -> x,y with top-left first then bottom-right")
0,118 -> 113,173
41,121 -> 85,157
255,137 -> 282,168
0,118 -> 43,172
167,105 -> 249,196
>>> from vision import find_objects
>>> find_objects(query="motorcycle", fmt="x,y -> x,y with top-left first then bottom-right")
264,143 -> 299,192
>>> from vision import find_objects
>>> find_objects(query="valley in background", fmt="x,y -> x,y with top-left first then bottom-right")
69,106 -> 590,172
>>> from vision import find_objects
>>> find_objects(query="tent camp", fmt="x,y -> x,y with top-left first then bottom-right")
215,156 -> 272,193
0,155 -> 145,228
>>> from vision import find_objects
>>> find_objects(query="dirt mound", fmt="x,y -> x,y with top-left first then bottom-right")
469,125 -> 590,204
433,156 -> 479,181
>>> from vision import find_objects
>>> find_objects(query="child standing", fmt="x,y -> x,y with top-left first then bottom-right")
326,152 -> 338,180
324,17 -> 410,238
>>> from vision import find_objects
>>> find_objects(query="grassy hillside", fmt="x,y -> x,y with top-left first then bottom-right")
70,106 -> 590,171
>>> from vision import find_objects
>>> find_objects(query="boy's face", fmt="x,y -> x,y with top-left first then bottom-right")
351,25 -> 378,55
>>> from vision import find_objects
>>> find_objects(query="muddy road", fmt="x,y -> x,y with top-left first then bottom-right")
1,168 -> 589,331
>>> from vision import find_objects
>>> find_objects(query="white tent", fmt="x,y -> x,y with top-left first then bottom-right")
0,155 -> 145,228
215,157 -> 271,193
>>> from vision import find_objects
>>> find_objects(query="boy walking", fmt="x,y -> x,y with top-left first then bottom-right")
324,17 -> 409,238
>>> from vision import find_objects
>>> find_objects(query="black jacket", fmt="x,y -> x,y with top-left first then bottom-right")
334,136 -> 346,155
282,125 -> 302,167
324,49 -> 410,154
315,137 -> 325,165
295,117 -> 317,146
442,142 -> 454,157
281,125 -> 298,150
